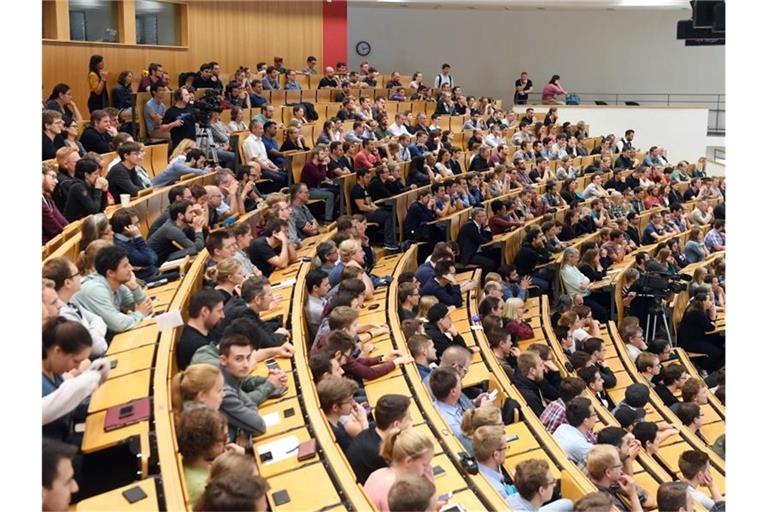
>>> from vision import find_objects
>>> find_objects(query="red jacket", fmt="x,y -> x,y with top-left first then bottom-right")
343,356 -> 395,381
42,195 -> 68,244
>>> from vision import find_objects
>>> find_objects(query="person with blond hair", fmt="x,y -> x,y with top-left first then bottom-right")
510,458 -> 574,511
364,427 -> 435,512
171,364 -> 224,417
205,258 -> 245,305
586,445 -> 642,512
460,406 -> 503,456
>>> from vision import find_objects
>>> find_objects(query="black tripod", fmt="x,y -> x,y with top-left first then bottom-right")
195,123 -> 219,166
642,294 -> 672,344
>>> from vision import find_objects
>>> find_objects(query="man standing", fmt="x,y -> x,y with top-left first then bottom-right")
161,87 -> 196,152
514,72 -> 533,105
434,63 -> 454,88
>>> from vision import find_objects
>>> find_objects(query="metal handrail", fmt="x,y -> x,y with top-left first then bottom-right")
516,92 -> 725,135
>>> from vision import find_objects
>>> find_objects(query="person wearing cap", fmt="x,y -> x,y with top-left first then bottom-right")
611,383 -> 650,425
423,303 -> 471,360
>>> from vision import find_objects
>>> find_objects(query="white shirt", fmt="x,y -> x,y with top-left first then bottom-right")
242,133 -> 269,164
58,298 -> 108,357
484,133 -> 505,148
387,123 -> 410,138
42,362 -> 109,426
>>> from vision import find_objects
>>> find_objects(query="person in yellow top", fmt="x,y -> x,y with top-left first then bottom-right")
87,54 -> 109,113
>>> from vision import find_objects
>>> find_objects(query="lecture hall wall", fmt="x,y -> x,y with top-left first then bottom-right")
347,6 -> 725,107
42,1 -> 324,110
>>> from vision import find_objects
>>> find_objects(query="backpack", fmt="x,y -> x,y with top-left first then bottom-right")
565,93 -> 581,105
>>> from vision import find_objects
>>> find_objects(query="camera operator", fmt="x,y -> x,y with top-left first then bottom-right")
162,87 -> 195,152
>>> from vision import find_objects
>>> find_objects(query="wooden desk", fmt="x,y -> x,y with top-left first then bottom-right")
364,374 -> 425,425
107,344 -> 156,380
699,421 -> 724,445
503,448 -> 561,480
74,478 -> 158,511
266,462 -> 341,512
431,453 -> 469,496
411,423 -> 445,455
107,325 -> 159,356
503,422 -> 540,456
88,369 -> 151,414
81,412 -> 150,476
463,361 -> 489,388
259,397 -> 306,440
450,488 -> 489,512
254,427 -> 315,479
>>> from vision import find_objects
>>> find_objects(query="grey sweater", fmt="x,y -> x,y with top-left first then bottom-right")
147,219 -> 204,264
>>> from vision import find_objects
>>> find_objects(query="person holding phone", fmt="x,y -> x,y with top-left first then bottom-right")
42,318 -> 110,443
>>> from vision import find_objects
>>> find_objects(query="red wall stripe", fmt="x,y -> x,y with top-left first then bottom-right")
322,0 -> 347,68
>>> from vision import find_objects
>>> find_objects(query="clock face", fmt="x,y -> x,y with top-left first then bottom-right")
356,41 -> 371,57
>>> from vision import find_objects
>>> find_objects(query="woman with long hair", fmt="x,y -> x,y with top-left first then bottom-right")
205,258 -> 246,304
677,291 -> 724,373
363,428 -> 435,512
170,364 -> 224,417
46,83 -> 83,126
87,54 -> 109,113
79,213 -> 113,252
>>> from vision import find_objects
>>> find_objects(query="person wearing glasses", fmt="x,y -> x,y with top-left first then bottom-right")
509,459 -> 574,511
42,257 -> 108,357
552,397 -> 598,469
397,282 -> 420,321
473,426 -> 518,504
586,444 -> 643,512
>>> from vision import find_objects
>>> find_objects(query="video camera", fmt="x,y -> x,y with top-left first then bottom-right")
636,271 -> 690,297
191,89 -> 222,127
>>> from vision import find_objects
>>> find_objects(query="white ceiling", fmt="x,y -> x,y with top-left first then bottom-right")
359,0 -> 691,10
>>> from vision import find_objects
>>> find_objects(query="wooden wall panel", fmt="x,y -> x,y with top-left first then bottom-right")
42,1 -> 323,112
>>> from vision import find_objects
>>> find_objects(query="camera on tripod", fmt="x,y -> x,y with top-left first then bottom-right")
191,89 -> 222,127
636,272 -> 689,297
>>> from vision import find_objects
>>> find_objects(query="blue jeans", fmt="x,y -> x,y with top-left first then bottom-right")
309,187 -> 337,221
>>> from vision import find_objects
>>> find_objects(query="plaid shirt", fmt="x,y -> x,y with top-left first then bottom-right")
704,228 -> 724,252
540,398 -> 567,433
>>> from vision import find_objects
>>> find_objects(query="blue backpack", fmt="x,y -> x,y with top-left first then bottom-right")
565,93 -> 581,105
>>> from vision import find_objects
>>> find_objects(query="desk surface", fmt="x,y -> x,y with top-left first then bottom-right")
107,344 -> 156,380
107,325 -> 159,356
266,462 -> 341,512
74,478 -> 158,511
88,369 -> 151,414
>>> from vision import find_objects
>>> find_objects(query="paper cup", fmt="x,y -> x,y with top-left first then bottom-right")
120,194 -> 131,207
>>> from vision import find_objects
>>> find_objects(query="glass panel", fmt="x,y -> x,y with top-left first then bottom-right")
136,0 -> 180,46
68,0 -> 118,42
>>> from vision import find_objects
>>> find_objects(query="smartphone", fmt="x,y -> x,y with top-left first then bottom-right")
118,405 -> 134,419
122,485 -> 148,504
272,489 -> 291,506
110,359 -> 118,369
438,492 -> 453,502
439,505 -> 466,512
265,358 -> 279,370
283,407 -> 295,418
259,451 -> 273,463
488,389 -> 499,401
505,434 -> 519,442
432,465 -> 446,478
